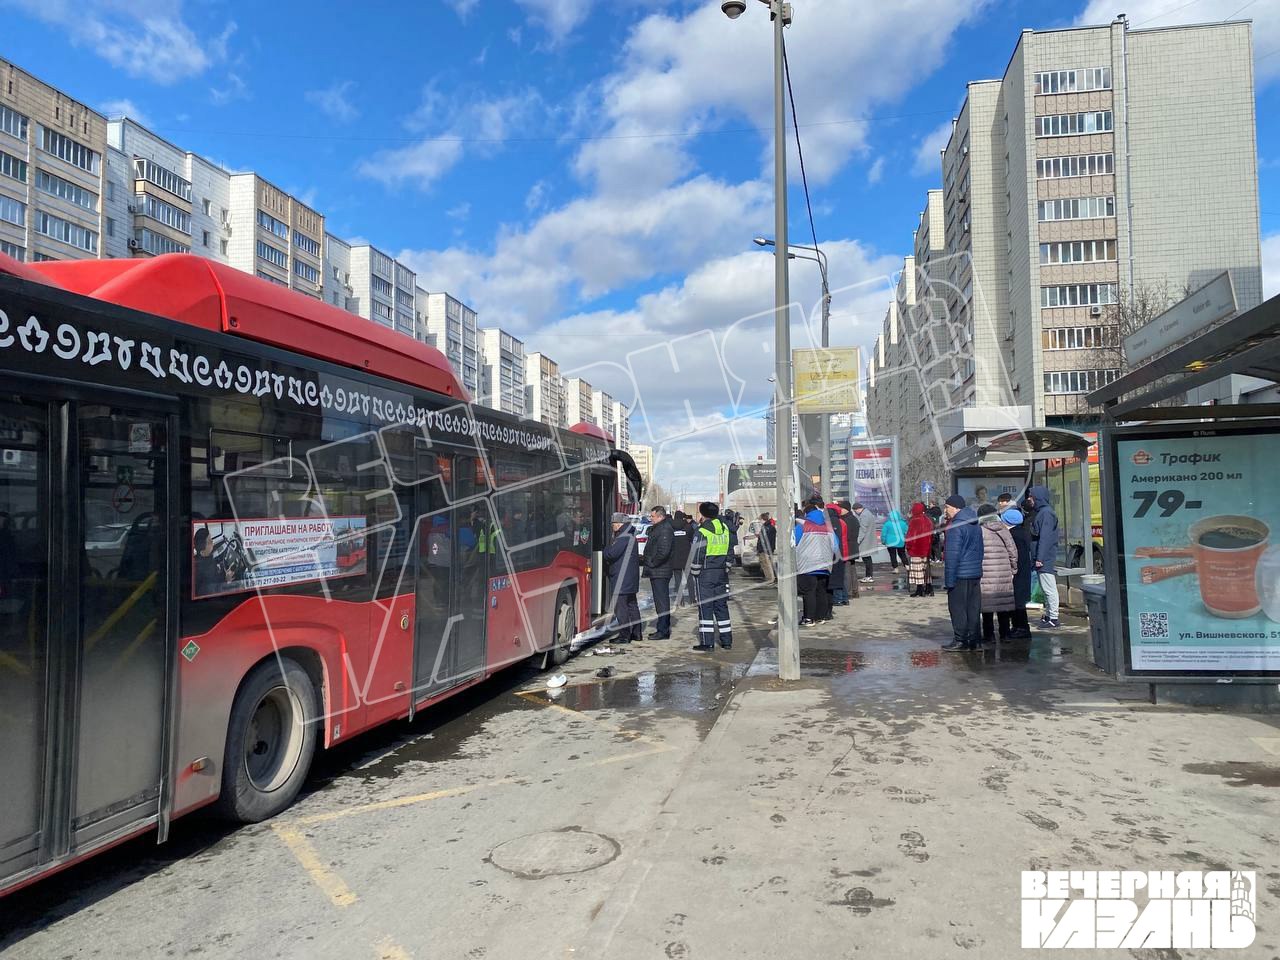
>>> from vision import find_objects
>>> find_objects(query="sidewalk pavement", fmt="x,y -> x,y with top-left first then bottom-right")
578,571 -> 1280,959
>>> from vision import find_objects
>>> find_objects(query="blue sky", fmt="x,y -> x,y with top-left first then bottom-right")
4,0 -> 1279,495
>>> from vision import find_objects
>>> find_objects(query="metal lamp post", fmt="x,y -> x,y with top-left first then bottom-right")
754,236 -> 831,501
724,0 -> 798,681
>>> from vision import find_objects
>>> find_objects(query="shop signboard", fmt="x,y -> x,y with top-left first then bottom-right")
1108,423 -> 1280,677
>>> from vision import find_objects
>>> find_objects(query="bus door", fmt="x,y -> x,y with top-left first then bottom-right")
589,470 -> 615,616
412,451 -> 488,697
1,392 -> 175,888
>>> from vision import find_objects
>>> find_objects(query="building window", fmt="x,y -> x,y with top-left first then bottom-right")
32,252 -> 57,262
220,238 -> 228,256
294,232 -> 320,257
1034,111 -> 1113,138
256,240 -> 288,268
0,150 -> 27,184
40,127 -> 101,174
294,260 -> 319,284
372,300 -> 393,323
134,227 -> 190,256
137,193 -> 191,232
132,158 -> 192,201
1043,369 -> 1120,394
0,194 -> 27,227
36,211 -> 98,253
1034,68 -> 1112,95
1039,239 -> 1117,264
105,217 -> 114,238
1036,153 -> 1114,179
1042,326 -> 1117,350
371,275 -> 392,298
0,238 -> 24,260
1036,196 -> 1115,222
1040,283 -> 1118,308
256,270 -> 288,287
0,104 -> 28,141
257,209 -> 290,241
37,170 -> 98,211
202,198 -> 212,216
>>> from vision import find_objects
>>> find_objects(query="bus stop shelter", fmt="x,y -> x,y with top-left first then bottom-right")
1087,292 -> 1280,705
949,427 -> 1095,577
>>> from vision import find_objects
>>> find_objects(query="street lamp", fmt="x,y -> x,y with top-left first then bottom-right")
754,236 -> 832,502
725,0 -> 799,682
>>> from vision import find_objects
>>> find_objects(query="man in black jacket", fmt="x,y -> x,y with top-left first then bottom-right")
643,505 -> 676,638
670,511 -> 694,605
603,512 -> 642,642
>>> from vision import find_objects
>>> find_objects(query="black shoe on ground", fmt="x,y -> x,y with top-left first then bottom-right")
800,618 -> 816,627
648,632 -> 670,640
942,640 -> 965,651
691,644 -> 713,652
720,643 -> 732,650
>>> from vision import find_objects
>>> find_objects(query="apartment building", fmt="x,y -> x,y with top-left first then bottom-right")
630,444 -> 654,489
104,117 -> 231,263
419,290 -> 480,397
564,377 -> 594,426
347,244 -> 416,337
868,18 -> 1262,488
227,173 -> 325,299
611,399 -> 631,451
478,328 -> 527,416
0,58 -> 107,264
524,352 -> 565,427
591,389 -> 617,441
763,405 -> 799,463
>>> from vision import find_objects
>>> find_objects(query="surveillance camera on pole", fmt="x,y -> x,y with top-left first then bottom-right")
721,0 -> 747,18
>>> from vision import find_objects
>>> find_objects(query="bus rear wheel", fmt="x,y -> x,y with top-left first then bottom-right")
218,658 -> 318,823
542,590 -> 576,669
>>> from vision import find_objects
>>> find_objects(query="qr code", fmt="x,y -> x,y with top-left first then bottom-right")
1139,612 -> 1169,639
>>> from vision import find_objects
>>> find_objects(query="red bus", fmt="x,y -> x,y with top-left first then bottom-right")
0,253 -> 641,895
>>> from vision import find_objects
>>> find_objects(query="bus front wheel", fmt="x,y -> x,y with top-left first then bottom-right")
218,658 -> 319,823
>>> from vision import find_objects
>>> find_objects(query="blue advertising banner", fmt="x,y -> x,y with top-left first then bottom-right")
1115,431 -> 1280,674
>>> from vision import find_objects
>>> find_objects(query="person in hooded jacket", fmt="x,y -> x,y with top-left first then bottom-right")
998,493 -> 1032,637
977,503 -> 1019,644
794,498 -> 837,624
882,508 -> 909,579
905,502 -> 935,597
603,512 -> 642,643
942,495 -> 984,651
670,511 -> 694,605
1025,485 -> 1061,628
851,502 -> 878,583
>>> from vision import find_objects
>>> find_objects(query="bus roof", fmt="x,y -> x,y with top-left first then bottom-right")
569,422 -> 615,443
0,252 -> 467,401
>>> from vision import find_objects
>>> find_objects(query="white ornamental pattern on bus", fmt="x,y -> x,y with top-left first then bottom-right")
0,307 -> 561,453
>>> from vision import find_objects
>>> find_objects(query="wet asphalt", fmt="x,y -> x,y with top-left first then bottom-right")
3,565 -> 1278,959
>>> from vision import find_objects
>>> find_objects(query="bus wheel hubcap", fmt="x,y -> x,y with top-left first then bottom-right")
245,685 -> 305,792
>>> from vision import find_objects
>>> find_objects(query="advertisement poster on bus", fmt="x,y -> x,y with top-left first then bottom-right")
850,439 -> 898,519
1115,429 -> 1280,675
192,515 -> 368,599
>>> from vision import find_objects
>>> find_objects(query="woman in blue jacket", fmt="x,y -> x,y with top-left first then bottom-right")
882,508 -> 909,574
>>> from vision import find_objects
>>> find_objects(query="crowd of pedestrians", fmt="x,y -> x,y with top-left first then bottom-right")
600,485 -> 1062,654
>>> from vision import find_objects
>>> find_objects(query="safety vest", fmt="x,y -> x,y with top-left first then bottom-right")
697,519 -> 730,556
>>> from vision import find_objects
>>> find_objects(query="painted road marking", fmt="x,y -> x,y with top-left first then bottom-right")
271,823 -> 358,907
1252,737 -> 1280,756
374,935 -> 412,959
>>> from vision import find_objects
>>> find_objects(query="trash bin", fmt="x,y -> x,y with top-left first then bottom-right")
1080,580 -> 1110,673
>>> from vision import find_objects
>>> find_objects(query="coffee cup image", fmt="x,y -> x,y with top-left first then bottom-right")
1134,515 -> 1270,619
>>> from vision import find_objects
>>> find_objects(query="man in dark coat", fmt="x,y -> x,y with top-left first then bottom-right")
942,494 -> 983,651
603,512 -> 642,642
998,493 -> 1032,637
670,511 -> 694,605
643,505 -> 676,638
1026,484 -> 1061,629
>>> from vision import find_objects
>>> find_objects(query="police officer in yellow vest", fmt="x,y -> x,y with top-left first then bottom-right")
690,501 -> 733,651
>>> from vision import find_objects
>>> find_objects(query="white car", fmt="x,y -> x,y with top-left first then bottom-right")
633,520 -> 651,556
738,519 -> 767,570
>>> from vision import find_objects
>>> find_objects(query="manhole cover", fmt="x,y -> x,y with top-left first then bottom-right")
486,826 -> 620,879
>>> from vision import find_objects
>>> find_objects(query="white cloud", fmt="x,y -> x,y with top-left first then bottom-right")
6,0 -> 233,84
210,72 -> 249,105
446,202 -> 471,221
1264,232 -> 1280,300
912,119 -> 952,177
99,98 -> 153,128
443,0 -> 479,19
514,0 -> 594,44
360,89 -> 543,191
1077,0 -> 1280,82
867,156 -> 885,184
306,80 -> 358,123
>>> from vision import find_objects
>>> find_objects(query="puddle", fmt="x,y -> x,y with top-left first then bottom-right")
1182,761 -> 1280,788
525,662 -> 750,718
